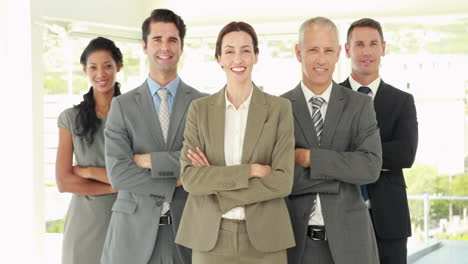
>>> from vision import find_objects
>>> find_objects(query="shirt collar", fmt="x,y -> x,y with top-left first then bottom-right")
349,75 -> 381,96
147,75 -> 180,98
300,81 -> 332,104
225,86 -> 254,110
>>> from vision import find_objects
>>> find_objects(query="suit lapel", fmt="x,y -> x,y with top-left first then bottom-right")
242,85 -> 268,163
320,82 -> 345,147
208,88 -> 226,166
166,81 -> 192,149
289,84 -> 318,147
372,79 -> 387,126
134,82 -> 165,148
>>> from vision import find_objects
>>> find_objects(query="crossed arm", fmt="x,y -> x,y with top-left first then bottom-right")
55,127 -> 116,195
294,97 -> 382,186
180,101 -> 294,213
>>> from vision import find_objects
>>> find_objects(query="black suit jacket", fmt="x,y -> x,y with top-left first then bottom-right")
340,78 -> 418,239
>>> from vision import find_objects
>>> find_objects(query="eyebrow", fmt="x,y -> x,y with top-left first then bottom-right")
152,36 -> 179,40
88,60 -> 112,64
223,45 -> 252,49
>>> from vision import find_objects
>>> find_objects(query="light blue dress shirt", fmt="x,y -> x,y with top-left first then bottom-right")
147,75 -> 180,114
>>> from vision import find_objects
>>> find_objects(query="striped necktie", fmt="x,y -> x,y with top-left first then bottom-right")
311,96 -> 325,143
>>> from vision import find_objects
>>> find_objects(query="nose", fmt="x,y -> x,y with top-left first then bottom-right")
97,67 -> 106,78
362,45 -> 371,55
160,40 -> 169,51
316,51 -> 327,65
233,52 -> 243,64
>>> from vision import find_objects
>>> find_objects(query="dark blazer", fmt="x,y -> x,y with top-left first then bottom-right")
102,80 -> 206,264
340,78 -> 418,239
281,82 -> 382,264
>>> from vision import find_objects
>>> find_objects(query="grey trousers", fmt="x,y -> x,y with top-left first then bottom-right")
148,224 -> 182,264
193,219 -> 287,264
301,239 -> 334,264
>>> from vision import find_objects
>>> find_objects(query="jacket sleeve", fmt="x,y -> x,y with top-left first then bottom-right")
309,96 -> 382,184
381,94 -> 418,170
180,102 -> 251,195
105,97 -> 176,198
215,101 -> 295,213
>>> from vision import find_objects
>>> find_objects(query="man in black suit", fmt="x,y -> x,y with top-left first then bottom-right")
340,18 -> 418,264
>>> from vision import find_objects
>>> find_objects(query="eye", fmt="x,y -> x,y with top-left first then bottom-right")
88,66 -> 96,70
105,64 -> 113,69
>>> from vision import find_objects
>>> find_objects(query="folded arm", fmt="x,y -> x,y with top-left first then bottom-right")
55,127 -> 116,195
215,101 -> 295,212
299,97 -> 382,185
105,98 -> 176,196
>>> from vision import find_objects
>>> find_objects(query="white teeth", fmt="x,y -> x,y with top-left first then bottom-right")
314,68 -> 326,72
158,55 -> 171,59
232,67 -> 245,72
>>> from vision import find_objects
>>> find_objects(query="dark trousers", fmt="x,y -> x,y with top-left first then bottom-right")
301,239 -> 334,264
369,209 -> 408,264
376,236 -> 408,264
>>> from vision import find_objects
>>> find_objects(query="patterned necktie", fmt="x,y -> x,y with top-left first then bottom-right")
357,86 -> 372,201
310,96 -> 325,219
311,96 -> 325,143
157,88 -> 170,143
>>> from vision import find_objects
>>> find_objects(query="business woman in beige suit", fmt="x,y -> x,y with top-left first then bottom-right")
175,22 -> 295,264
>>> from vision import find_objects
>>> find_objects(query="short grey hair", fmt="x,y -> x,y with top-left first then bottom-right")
298,17 -> 340,47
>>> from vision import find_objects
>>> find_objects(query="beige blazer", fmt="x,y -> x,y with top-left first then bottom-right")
175,85 -> 295,252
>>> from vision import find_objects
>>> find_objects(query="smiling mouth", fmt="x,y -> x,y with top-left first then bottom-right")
157,55 -> 173,60
231,67 -> 246,72
314,67 -> 327,72
96,80 -> 108,86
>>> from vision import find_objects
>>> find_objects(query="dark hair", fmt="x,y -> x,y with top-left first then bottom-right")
346,18 -> 384,43
142,9 -> 186,48
74,37 -> 123,144
80,37 -> 123,66
215,21 -> 259,60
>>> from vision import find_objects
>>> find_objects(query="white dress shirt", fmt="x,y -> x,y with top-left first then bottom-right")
300,81 -> 332,226
221,87 -> 253,220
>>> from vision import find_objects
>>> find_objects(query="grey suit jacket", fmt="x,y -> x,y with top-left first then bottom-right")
101,80 -> 206,264
281,82 -> 382,264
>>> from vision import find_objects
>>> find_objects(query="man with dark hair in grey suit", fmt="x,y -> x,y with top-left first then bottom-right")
101,9 -> 206,264
281,17 -> 382,264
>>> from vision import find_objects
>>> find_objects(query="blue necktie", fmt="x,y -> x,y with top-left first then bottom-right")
358,86 -> 372,201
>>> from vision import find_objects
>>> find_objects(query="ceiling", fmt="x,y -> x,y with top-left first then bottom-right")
35,0 -> 468,35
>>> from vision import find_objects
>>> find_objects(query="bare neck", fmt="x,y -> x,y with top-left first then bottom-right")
226,81 -> 252,109
94,89 -> 114,117
303,79 -> 331,96
351,72 -> 379,87
149,71 -> 177,87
